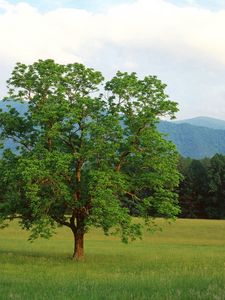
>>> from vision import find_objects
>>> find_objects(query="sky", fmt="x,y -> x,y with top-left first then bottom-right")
1,0 -> 225,120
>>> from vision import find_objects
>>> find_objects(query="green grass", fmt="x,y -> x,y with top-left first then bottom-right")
1,219 -> 225,299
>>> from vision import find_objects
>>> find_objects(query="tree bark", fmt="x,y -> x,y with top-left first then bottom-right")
73,230 -> 84,260
71,221 -> 85,260
71,156 -> 85,260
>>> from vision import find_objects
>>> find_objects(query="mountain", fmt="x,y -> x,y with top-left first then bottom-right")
174,116 -> 225,130
0,99 -> 27,114
1,100 -> 225,159
158,121 -> 225,159
0,100 -> 28,153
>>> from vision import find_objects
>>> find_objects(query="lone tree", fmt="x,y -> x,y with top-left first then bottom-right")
0,59 -> 180,260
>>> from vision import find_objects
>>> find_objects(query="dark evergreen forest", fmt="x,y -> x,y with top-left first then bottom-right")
178,154 -> 225,219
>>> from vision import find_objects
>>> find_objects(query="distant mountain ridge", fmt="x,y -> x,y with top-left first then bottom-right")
158,121 -> 225,159
1,100 -> 225,159
0,100 -> 27,153
174,116 -> 225,130
0,100 -> 27,114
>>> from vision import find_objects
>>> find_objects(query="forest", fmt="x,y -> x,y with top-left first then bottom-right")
178,154 -> 225,219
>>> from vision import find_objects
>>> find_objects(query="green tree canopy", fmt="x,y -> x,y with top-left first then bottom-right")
0,59 -> 180,259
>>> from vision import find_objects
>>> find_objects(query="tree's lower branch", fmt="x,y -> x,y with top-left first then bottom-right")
51,216 -> 71,228
2,215 -> 22,220
124,191 -> 140,200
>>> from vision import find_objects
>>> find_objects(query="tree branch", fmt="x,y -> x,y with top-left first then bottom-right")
115,151 -> 130,172
124,191 -> 140,200
52,216 -> 71,228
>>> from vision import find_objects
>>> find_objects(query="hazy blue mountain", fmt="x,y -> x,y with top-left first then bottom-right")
1,100 -> 225,159
174,116 -> 225,130
158,121 -> 225,159
0,99 -> 27,114
0,100 -> 28,153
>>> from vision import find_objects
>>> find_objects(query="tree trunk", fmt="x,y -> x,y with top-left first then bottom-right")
72,228 -> 84,260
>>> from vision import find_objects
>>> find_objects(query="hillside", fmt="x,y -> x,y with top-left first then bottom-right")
158,121 -> 225,158
0,100 -> 27,153
174,116 -> 225,130
0,99 -> 27,114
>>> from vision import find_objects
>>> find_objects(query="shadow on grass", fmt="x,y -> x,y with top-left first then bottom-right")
0,247 -> 137,267
0,248 -> 73,263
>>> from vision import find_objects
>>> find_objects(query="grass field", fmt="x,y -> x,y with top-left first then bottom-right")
1,218 -> 225,300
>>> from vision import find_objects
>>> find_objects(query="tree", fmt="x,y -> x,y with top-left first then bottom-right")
206,154 -> 225,218
0,59 -> 180,260
178,158 -> 208,218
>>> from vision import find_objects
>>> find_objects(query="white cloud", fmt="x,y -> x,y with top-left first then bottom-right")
1,0 -> 225,64
1,0 -> 225,118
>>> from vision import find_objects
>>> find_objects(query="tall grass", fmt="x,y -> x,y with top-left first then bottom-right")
1,219 -> 225,299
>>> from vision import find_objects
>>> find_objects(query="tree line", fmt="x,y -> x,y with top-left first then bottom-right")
178,154 -> 225,219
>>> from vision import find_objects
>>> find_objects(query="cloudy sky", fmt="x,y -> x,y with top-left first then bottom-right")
1,0 -> 225,120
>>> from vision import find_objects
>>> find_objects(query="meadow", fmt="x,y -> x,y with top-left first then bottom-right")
1,218 -> 225,300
